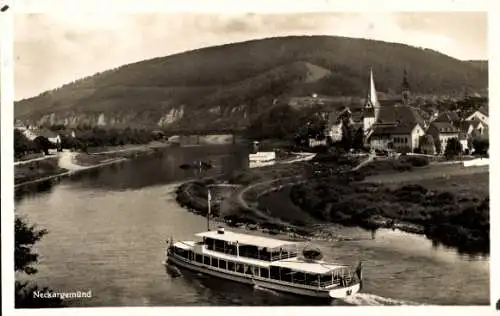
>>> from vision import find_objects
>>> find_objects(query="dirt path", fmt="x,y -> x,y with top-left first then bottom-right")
14,154 -> 57,166
58,151 -> 86,171
351,152 -> 375,171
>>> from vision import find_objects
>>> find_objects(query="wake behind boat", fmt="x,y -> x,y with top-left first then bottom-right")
165,227 -> 363,299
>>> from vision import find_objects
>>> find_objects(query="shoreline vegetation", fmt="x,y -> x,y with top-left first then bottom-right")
176,151 -> 489,255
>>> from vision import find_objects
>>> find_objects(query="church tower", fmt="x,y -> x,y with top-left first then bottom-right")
363,68 -> 380,132
401,69 -> 411,105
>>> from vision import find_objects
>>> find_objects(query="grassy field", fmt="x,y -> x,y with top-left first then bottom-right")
364,163 -> 488,185
383,172 -> 489,199
14,157 -> 67,185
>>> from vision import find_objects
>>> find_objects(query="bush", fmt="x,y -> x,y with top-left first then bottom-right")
393,161 -> 413,172
400,155 -> 429,167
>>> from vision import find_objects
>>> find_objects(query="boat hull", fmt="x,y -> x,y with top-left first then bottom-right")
166,253 -> 360,299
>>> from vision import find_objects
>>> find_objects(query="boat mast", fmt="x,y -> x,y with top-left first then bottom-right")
207,189 -> 211,231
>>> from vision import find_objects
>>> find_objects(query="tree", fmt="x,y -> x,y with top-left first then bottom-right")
14,129 -> 33,158
33,136 -> 52,155
352,126 -> 364,150
340,123 -> 353,151
472,138 -> 489,156
15,216 -> 64,308
444,137 -> 462,159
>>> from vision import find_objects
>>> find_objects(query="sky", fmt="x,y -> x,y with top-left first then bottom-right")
14,11 -> 487,100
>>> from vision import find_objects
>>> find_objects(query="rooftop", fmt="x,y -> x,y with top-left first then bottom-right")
376,104 -> 426,128
271,257 -> 347,275
195,230 -> 300,249
371,122 -> 418,136
434,111 -> 460,123
429,121 -> 459,133
477,106 -> 488,117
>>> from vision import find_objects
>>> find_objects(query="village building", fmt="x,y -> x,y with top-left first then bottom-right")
362,68 -> 380,135
419,134 -> 436,155
369,120 -> 425,152
466,106 -> 488,125
426,121 -> 460,154
365,69 -> 427,152
433,110 -> 461,126
14,123 -> 69,148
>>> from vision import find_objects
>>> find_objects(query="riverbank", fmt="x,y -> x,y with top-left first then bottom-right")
175,154 -> 490,253
14,141 -> 171,188
288,164 -> 489,254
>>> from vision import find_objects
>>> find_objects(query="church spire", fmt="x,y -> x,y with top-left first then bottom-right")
364,68 -> 379,108
369,68 -> 379,107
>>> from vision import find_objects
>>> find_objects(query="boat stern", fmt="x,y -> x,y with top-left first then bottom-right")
328,283 -> 361,299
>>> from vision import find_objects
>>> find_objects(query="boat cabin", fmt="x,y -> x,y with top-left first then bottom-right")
269,257 -> 354,288
195,228 -> 299,261
169,229 -> 358,289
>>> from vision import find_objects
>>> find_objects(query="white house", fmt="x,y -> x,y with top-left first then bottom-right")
308,138 -> 328,147
324,123 -> 343,142
427,122 -> 460,154
369,122 -> 424,152
466,106 -> 488,125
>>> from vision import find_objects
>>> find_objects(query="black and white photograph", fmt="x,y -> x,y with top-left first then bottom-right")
3,1 -> 494,312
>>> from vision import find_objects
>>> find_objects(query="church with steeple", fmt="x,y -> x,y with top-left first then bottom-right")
361,67 -> 427,152
362,68 -> 380,134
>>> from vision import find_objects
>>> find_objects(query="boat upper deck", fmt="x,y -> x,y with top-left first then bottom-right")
195,230 -> 300,250
271,257 -> 348,274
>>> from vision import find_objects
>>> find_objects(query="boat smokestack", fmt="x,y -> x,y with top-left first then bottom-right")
217,227 -> 225,234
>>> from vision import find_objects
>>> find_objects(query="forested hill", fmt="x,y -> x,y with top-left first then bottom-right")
466,60 -> 488,72
15,35 -> 488,131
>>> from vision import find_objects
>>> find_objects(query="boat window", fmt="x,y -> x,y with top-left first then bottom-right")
270,266 -> 280,280
259,268 -> 269,278
244,264 -> 254,275
195,254 -> 203,263
188,250 -> 194,260
219,259 -> 227,270
174,247 -> 189,259
205,238 -> 214,250
279,267 -> 292,282
293,272 -> 306,285
225,244 -> 237,256
253,266 -> 259,276
213,239 -> 226,252
304,273 -> 319,286
203,256 -> 210,265
228,261 -> 235,272
320,273 -> 333,287
236,263 -> 245,274
211,258 -> 218,268
239,245 -> 260,260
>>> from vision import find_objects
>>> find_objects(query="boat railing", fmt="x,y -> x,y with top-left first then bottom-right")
270,252 -> 297,261
207,245 -> 298,262
209,245 -> 237,256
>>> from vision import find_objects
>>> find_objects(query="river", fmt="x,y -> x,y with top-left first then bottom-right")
15,145 -> 489,307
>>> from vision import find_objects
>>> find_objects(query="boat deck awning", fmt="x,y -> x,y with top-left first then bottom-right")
173,241 -> 196,250
271,257 -> 347,275
195,231 -> 300,249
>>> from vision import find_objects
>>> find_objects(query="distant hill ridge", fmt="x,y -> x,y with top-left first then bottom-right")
15,35 -> 488,131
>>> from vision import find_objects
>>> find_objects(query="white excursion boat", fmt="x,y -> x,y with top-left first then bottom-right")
165,227 -> 363,299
